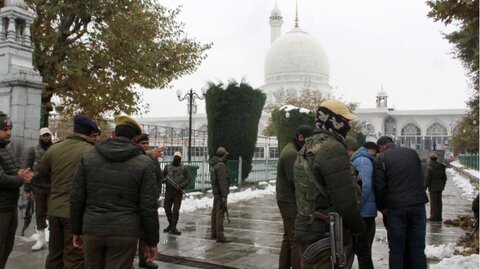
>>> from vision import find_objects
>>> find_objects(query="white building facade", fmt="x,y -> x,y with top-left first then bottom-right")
137,3 -> 466,158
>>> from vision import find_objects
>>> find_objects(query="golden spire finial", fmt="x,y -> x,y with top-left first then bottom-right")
295,0 -> 299,28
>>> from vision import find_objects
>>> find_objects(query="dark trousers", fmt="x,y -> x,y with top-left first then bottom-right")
84,235 -> 137,269
32,186 -> 50,230
386,206 -> 427,269
0,207 -> 17,269
353,217 -> 376,269
163,191 -> 182,224
298,239 -> 354,269
138,239 -> 147,264
45,216 -> 84,269
211,195 -> 226,239
429,191 -> 443,220
278,207 -> 300,269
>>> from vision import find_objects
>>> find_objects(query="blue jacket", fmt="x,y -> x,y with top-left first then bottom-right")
351,147 -> 377,218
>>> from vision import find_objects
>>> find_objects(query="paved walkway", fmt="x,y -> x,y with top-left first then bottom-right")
7,169 -> 475,268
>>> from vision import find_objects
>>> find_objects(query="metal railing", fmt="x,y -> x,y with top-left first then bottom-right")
458,154 -> 479,170
159,159 -> 278,193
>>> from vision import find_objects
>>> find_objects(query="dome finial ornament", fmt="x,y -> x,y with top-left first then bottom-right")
294,0 -> 299,28
4,0 -> 28,9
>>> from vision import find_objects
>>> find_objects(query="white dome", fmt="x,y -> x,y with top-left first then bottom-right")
270,7 -> 281,17
264,27 -> 329,84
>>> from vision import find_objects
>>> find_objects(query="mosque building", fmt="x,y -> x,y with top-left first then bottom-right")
136,3 -> 466,158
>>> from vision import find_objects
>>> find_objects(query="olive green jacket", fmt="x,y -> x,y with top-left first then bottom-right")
209,156 -> 230,198
70,137 -> 159,246
425,161 -> 447,192
38,133 -> 94,218
276,142 -> 298,209
294,129 -> 365,244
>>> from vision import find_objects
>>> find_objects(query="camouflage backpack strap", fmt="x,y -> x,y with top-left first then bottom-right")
301,159 -> 328,201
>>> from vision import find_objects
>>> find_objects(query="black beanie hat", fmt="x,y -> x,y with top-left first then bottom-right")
73,115 -> 98,136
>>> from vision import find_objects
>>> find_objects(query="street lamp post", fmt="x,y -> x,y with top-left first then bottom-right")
176,88 -> 205,163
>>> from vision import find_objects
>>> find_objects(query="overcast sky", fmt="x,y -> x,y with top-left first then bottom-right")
136,0 -> 471,118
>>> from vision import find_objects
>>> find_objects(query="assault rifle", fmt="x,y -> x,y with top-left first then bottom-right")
224,206 -> 231,223
302,211 -> 345,268
19,198 -> 34,236
164,176 -> 186,196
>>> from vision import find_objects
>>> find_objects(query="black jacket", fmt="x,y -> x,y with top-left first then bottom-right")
0,140 -> 22,212
70,137 -> 159,246
373,144 -> 428,211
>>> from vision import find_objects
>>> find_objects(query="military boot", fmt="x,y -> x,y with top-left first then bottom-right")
163,222 -> 171,233
170,223 -> 181,235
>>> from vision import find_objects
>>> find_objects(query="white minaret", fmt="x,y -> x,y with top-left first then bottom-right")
0,0 -> 44,160
376,86 -> 388,108
269,1 -> 283,44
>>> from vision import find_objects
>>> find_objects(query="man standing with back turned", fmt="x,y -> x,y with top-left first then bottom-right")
294,100 -> 365,269
276,125 -> 314,269
39,115 -> 99,269
424,153 -> 447,221
70,116 -> 159,268
374,136 -> 428,269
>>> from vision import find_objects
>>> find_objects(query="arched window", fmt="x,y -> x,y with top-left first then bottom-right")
401,123 -> 421,136
384,117 -> 396,136
426,123 -> 448,150
426,123 -> 447,136
400,123 -> 421,149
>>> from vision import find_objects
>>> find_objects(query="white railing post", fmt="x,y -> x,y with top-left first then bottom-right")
238,156 -> 242,187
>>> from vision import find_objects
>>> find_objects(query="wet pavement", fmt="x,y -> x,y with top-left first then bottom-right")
7,169 -> 475,269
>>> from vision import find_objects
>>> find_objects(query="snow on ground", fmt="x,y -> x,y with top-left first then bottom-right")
158,182 -> 276,216
447,168 -> 478,201
430,254 -> 479,269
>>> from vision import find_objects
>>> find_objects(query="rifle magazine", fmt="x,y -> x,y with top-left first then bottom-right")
303,238 -> 330,263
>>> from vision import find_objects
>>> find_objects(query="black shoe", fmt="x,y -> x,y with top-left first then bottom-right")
138,261 -> 158,269
163,224 -> 171,233
216,238 -> 232,243
170,224 -> 181,235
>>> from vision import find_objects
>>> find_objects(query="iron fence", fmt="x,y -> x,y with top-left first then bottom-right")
458,154 -> 479,170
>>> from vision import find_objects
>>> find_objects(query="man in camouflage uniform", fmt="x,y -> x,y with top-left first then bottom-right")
294,100 -> 365,269
162,151 -> 191,236
210,147 -> 231,243
0,111 -> 33,269
24,127 -> 53,251
276,125 -> 314,269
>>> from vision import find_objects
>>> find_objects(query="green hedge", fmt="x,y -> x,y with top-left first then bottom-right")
272,106 -> 315,151
205,80 -> 266,179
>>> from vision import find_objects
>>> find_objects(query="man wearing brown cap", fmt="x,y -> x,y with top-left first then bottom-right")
24,127 -> 53,251
70,115 -> 159,268
425,153 -> 447,221
276,125 -> 314,269
162,151 -> 191,236
374,135 -> 428,269
39,115 -> 99,269
136,133 -> 164,269
0,111 -> 33,269
209,147 -> 231,243
293,100 -> 365,268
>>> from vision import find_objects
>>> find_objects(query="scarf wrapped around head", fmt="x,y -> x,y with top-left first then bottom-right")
315,106 -> 352,138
